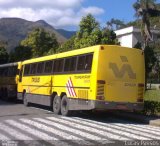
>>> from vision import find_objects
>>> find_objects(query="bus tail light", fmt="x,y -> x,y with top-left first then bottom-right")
137,98 -> 143,102
97,80 -> 105,100
137,83 -> 144,102
97,96 -> 105,100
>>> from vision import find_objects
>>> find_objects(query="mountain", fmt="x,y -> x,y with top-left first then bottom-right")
0,18 -> 67,52
56,29 -> 76,39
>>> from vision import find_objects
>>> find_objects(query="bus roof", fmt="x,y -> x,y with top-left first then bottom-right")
0,62 -> 19,68
22,45 -> 101,65
21,45 -> 142,65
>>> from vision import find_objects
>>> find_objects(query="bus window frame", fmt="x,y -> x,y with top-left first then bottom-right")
36,61 -> 45,75
44,60 -> 54,74
22,52 -> 93,76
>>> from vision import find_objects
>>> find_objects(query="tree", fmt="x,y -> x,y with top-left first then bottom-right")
134,43 -> 157,84
78,14 -> 100,37
9,46 -> 32,62
21,28 -> 59,57
133,0 -> 160,49
57,36 -> 76,53
74,14 -> 100,49
106,18 -> 126,30
0,41 -> 9,64
101,28 -> 119,45
144,45 -> 157,79
74,14 -> 119,49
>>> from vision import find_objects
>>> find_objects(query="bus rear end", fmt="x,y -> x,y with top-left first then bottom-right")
95,45 -> 145,111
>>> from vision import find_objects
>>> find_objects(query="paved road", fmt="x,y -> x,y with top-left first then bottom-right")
0,99 -> 160,146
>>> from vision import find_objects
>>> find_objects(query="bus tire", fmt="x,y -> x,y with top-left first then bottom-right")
53,95 -> 61,115
61,95 -> 71,116
23,93 -> 29,106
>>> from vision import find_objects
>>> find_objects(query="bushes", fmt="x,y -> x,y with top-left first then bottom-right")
144,89 -> 160,102
143,100 -> 160,115
143,90 -> 160,115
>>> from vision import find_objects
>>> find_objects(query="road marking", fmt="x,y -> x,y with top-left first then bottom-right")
128,124 -> 160,133
46,116 -> 130,141
20,118 -> 93,146
5,119 -> 68,146
5,120 -> 56,140
62,117 -> 150,140
75,117 -> 160,140
34,117 -> 110,145
112,123 -> 160,139
0,123 -> 33,140
108,117 -> 160,133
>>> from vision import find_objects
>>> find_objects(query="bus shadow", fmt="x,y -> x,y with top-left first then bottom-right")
0,99 -> 19,106
70,111 -> 154,125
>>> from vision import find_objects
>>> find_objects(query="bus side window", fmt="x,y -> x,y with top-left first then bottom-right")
37,62 -> 45,74
24,64 -> 30,76
64,58 -> 70,72
10,66 -> 18,76
54,59 -> 64,73
30,63 -> 37,75
64,57 -> 76,72
70,57 -> 77,71
44,61 -> 53,74
85,54 -> 93,70
0,68 -> 2,76
4,67 -> 8,76
77,56 -> 85,71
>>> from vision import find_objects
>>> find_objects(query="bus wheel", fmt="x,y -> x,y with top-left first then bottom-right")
23,93 -> 29,106
53,95 -> 61,114
61,95 -> 71,116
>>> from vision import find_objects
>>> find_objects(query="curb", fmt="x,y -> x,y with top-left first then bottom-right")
149,119 -> 160,127
110,111 -> 160,127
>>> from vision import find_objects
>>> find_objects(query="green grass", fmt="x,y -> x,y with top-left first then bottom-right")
144,90 -> 160,102
141,90 -> 160,115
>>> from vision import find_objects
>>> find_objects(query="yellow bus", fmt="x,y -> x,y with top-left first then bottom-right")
0,62 -> 21,100
17,45 -> 145,116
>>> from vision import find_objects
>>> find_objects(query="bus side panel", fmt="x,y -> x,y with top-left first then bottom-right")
21,75 -> 52,106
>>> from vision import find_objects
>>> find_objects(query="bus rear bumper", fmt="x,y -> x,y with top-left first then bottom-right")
94,101 -> 144,111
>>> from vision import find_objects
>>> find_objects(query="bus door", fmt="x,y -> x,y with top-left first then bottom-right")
17,65 -> 24,99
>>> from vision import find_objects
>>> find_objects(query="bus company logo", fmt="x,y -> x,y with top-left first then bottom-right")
66,77 -> 77,97
109,56 -> 136,79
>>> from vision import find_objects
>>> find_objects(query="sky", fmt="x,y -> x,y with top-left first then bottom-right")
0,0 -> 160,30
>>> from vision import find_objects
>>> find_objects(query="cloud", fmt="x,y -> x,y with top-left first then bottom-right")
79,7 -> 104,16
0,0 -> 83,9
0,0 -> 104,29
